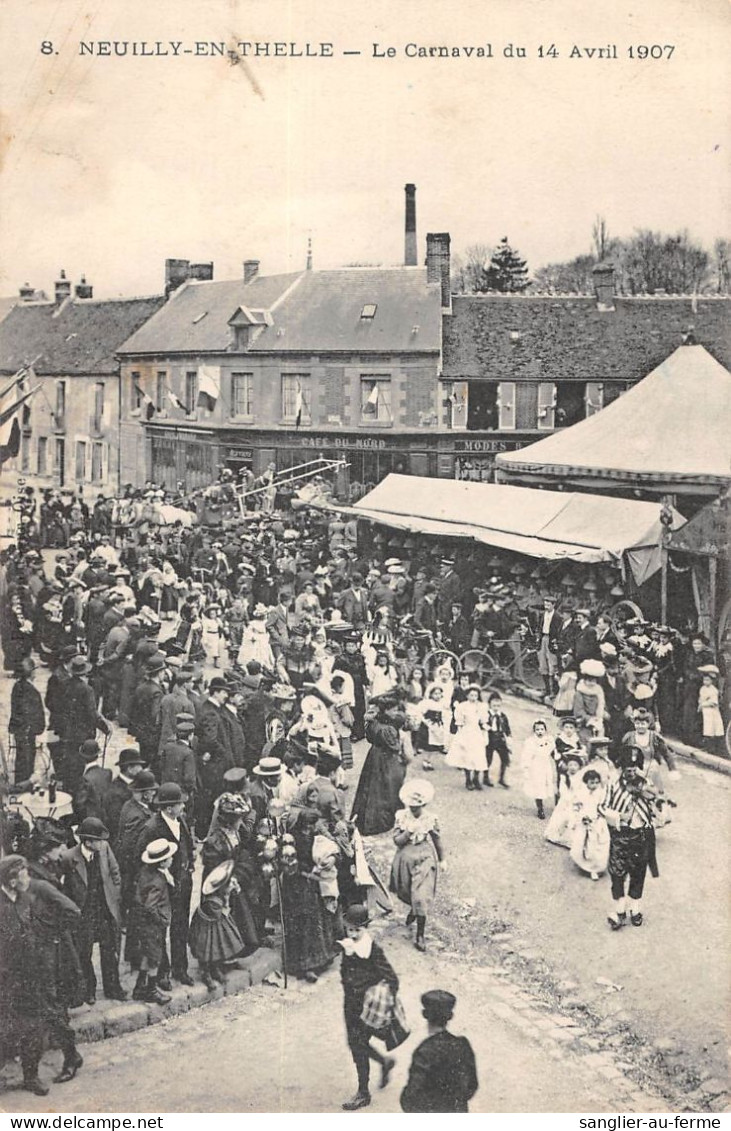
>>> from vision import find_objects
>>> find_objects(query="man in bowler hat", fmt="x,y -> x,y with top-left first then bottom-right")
59,817 -> 125,1003
137,782 -> 195,987
401,990 -> 478,1112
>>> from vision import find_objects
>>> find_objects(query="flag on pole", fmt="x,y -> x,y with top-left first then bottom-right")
295,383 -> 303,429
197,366 -> 220,412
134,383 -> 155,421
0,385 -> 39,463
166,388 -> 186,412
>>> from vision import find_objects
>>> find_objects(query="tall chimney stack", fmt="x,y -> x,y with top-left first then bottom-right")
592,263 -> 616,311
426,233 -> 451,310
404,184 -> 417,266
54,269 -> 71,305
75,275 -> 93,299
165,258 -> 190,299
244,260 -> 260,284
19,283 -> 35,302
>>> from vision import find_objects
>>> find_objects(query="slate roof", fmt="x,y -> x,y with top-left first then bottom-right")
119,274 -> 304,354
0,297 -> 18,325
0,296 -> 165,377
119,268 -> 442,355
442,294 -> 731,381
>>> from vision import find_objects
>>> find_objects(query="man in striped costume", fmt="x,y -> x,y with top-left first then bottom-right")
600,766 -> 658,930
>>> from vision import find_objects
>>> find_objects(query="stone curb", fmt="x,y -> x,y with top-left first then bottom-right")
508,685 -> 731,776
70,948 -> 282,1045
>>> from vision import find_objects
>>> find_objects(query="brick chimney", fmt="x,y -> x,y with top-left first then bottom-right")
75,275 -> 93,299
165,258 -> 190,298
426,233 -> 451,310
19,283 -> 35,302
54,269 -> 72,305
593,263 -> 616,311
244,260 -> 260,284
189,262 -> 214,282
405,184 -> 417,266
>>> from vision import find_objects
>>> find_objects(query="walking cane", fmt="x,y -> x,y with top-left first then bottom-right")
274,868 -> 288,989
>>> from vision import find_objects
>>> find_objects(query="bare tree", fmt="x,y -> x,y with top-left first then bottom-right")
713,238 -> 731,293
451,243 -> 494,293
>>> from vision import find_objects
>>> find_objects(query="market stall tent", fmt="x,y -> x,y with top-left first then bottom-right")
351,474 -> 684,583
494,344 -> 731,495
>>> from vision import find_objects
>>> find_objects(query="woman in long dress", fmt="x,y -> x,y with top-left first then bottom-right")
282,806 -> 341,982
351,698 -> 410,836
520,718 -> 557,820
445,685 -> 488,791
238,605 -> 276,670
544,749 -> 584,848
569,766 -> 610,880
390,779 -> 444,953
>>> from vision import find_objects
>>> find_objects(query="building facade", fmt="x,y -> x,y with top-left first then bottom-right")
118,249 -> 447,496
0,274 -> 162,497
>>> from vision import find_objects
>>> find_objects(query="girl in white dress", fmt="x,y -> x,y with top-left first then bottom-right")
520,718 -> 557,820
237,604 -> 276,671
544,749 -> 584,847
445,685 -> 489,791
569,766 -> 610,879
698,670 -> 724,752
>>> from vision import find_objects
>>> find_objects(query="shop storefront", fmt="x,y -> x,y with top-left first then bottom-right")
148,424 -> 536,497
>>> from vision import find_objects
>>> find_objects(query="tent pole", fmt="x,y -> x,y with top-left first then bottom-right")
709,555 -> 717,648
660,545 -> 668,625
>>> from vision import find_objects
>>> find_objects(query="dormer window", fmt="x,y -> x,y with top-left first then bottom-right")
360,303 -> 377,320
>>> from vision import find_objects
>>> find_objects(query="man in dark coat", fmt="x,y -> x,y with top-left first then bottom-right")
436,559 -> 463,626
220,691 -> 247,767
137,783 -> 195,987
195,677 -> 235,835
59,817 -> 125,1003
44,644 -> 78,780
57,655 -> 110,795
73,740 -> 113,823
130,652 -> 166,773
103,746 -> 147,844
401,990 -> 478,1113
339,573 -> 369,630
159,715 -> 197,820
0,856 -> 55,1095
333,634 -> 368,741
9,657 -> 45,784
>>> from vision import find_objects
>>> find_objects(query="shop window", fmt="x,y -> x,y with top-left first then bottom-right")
497,382 -> 516,430
37,436 -> 48,475
585,382 -> 604,417
232,372 -> 253,417
537,382 -> 556,429
360,376 -> 392,424
466,382 -> 498,431
281,374 -> 311,423
555,383 -> 586,427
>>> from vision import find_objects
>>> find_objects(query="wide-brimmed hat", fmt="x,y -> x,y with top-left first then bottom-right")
141,838 -> 177,866
222,767 -> 249,788
399,779 -> 435,807
588,736 -> 611,750
77,817 -> 109,841
580,660 -> 605,678
201,858 -> 235,896
252,756 -> 283,778
208,675 -> 231,693
145,653 -> 167,674
154,782 -> 187,807
80,739 -> 101,762
633,683 -> 654,701
118,747 -> 147,769
270,682 -> 297,701
69,655 -> 92,676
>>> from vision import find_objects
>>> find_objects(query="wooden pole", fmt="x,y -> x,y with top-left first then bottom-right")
709,555 -> 718,649
660,544 -> 668,625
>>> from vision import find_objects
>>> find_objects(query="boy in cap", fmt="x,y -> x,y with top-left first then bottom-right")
401,990 -> 478,1113
159,714 -> 197,812
132,839 -> 176,1004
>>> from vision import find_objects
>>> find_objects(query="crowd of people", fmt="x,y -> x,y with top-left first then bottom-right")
0,473 -> 724,1105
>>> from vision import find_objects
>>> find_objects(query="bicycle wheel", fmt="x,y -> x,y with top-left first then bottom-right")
460,649 -> 498,688
609,599 -> 644,644
423,648 -> 461,682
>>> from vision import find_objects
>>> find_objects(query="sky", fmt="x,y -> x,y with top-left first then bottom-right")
0,0 -> 728,299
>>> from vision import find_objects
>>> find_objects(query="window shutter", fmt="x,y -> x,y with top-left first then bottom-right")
101,443 -> 109,484
537,382 -> 556,429
497,382 -> 516,430
585,382 -> 604,416
84,442 -> 93,482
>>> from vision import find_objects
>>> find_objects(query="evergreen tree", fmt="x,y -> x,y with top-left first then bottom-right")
482,236 -> 530,292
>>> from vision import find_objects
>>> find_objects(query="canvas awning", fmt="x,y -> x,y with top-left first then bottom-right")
495,345 -> 731,494
351,475 -> 684,584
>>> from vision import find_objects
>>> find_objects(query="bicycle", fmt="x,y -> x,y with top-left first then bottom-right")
461,618 -> 541,691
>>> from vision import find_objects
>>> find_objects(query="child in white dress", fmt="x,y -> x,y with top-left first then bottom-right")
445,686 -> 489,791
